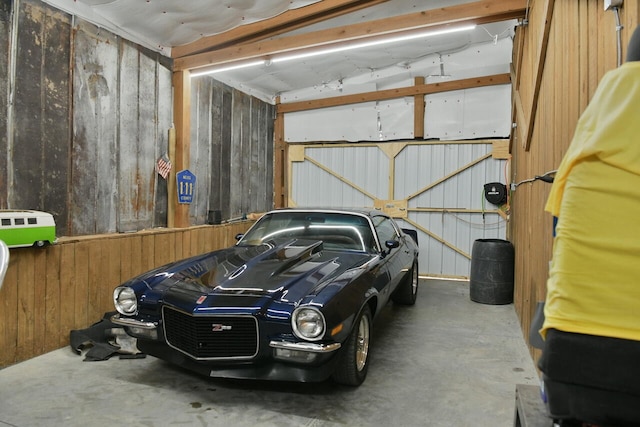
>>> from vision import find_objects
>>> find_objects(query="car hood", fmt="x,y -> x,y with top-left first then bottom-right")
128,239 -> 374,314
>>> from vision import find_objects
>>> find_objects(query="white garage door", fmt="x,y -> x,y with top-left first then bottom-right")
288,139 -> 508,278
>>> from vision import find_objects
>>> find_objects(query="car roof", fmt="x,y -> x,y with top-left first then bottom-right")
265,207 -> 387,219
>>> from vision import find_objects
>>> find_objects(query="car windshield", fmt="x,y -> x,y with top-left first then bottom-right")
239,211 -> 377,252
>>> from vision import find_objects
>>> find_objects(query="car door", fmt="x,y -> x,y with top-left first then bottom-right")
372,215 -> 406,296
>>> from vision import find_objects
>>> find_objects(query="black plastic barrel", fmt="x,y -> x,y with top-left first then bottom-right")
469,239 -> 515,305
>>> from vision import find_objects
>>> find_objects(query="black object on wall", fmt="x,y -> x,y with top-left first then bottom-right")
484,182 -> 507,206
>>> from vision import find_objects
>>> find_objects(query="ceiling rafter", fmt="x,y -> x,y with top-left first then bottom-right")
277,73 -> 512,113
171,0 -> 389,59
174,0 -> 527,72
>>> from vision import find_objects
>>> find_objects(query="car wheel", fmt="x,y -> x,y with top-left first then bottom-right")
332,305 -> 372,386
391,261 -> 418,305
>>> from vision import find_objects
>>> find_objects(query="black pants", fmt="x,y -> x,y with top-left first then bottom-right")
539,329 -> 640,426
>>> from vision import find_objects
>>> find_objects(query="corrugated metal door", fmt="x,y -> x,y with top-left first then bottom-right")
288,140 -> 508,278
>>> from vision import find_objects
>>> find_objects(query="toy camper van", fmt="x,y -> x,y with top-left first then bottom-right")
0,210 -> 56,248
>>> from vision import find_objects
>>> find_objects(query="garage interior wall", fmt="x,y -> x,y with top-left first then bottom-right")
0,0 -> 275,236
510,0 -> 639,360
0,0 -> 264,368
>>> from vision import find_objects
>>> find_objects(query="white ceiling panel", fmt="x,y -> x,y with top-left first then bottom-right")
40,0 -> 521,104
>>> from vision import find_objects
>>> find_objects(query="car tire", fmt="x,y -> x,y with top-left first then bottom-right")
391,261 -> 418,305
332,305 -> 372,386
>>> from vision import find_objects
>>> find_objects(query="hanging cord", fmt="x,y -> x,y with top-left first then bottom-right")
513,170 -> 557,188
613,7 -> 624,67
503,157 -> 512,212
481,188 -> 486,222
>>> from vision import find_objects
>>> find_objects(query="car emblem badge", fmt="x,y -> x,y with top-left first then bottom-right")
211,324 -> 232,332
196,295 -> 206,304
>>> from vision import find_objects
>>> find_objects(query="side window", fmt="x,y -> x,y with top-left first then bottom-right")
15,218 -> 25,225
28,218 -> 37,225
1,219 -> 10,226
373,216 -> 398,246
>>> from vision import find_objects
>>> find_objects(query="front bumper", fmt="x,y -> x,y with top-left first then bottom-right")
269,340 -> 341,353
137,339 -> 343,383
111,314 -> 158,340
111,314 -> 344,382
111,314 -> 157,329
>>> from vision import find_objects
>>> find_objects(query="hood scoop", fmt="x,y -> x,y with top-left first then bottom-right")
270,239 -> 324,277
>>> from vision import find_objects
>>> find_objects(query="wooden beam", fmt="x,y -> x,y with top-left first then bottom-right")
304,156 -> 379,200
523,0 -> 555,151
174,0 -> 527,71
403,216 -> 471,259
277,73 -> 511,114
167,126 -> 176,228
171,0 -> 389,58
171,70 -> 191,228
413,76 -> 425,139
407,153 -> 492,200
273,97 -> 287,208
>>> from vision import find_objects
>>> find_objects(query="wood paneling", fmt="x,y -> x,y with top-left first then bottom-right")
190,78 -> 275,222
1,1 -> 274,237
0,221 -> 252,369
12,2 -> 71,231
510,0 -> 639,360
0,0 -> 10,209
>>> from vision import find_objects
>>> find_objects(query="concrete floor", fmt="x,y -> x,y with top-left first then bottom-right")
0,279 -> 539,427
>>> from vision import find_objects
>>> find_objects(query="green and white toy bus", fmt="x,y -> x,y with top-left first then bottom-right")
0,210 -> 56,248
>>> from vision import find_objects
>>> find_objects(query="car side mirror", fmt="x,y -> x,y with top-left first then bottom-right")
384,240 -> 400,256
235,233 -> 244,241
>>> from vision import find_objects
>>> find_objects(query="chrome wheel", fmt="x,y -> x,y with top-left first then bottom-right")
411,264 -> 419,296
355,314 -> 370,371
332,305 -> 372,386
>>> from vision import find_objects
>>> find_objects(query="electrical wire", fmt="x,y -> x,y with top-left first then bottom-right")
479,24 -> 513,44
503,157 -> 511,210
613,7 -> 624,67
513,170 -> 557,188
425,208 -> 506,229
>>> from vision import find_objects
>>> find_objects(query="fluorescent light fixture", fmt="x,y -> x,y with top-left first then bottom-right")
272,25 -> 477,64
191,59 -> 265,77
191,24 -> 476,77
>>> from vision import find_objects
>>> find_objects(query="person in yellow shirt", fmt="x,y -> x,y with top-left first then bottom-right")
541,27 -> 640,341
539,25 -> 640,425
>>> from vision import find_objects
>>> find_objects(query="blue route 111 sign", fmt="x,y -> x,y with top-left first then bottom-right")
176,169 -> 196,204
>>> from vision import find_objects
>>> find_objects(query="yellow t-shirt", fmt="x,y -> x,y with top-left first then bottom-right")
542,61 -> 640,341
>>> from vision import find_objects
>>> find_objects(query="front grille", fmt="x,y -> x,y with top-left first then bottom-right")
162,307 -> 258,360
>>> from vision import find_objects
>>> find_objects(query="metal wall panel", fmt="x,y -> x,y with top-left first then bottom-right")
291,145 -> 389,207
290,140 -> 507,278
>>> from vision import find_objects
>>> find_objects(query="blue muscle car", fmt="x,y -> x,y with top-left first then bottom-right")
111,208 -> 419,386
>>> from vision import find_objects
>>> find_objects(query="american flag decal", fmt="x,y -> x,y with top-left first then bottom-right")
155,153 -> 172,179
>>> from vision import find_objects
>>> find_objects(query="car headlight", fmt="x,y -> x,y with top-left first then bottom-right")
292,307 -> 325,341
113,286 -> 137,315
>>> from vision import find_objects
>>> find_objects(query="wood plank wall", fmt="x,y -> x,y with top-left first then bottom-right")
0,0 -> 275,237
0,221 -> 252,369
510,0 -> 639,361
0,1 -> 9,206
190,78 -> 275,224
